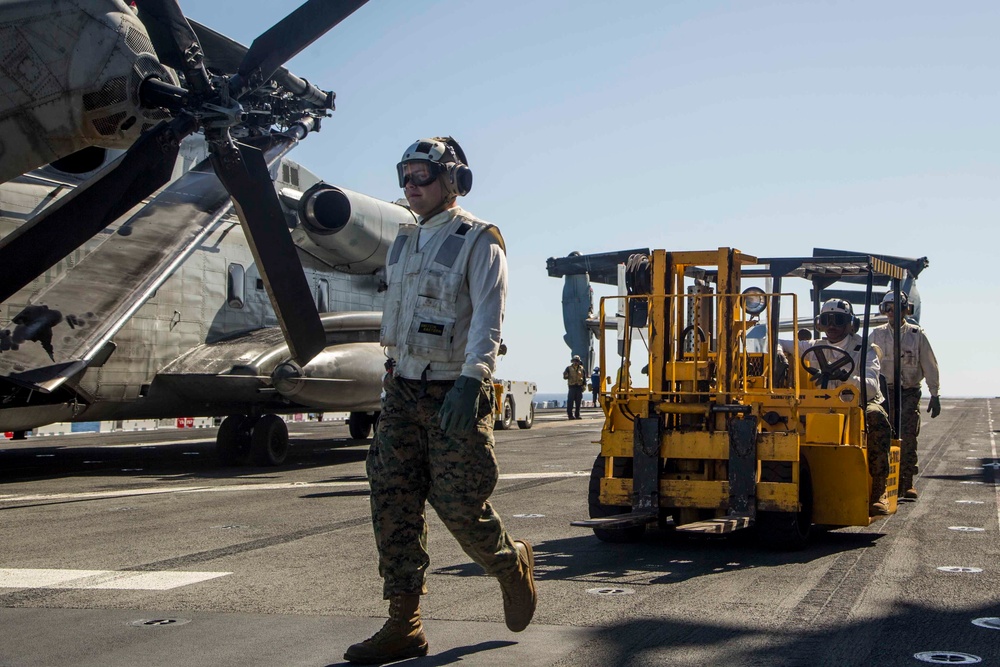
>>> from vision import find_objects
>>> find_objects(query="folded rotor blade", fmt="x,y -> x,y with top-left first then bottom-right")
237,0 -> 369,93
210,141 -> 326,366
0,117 -> 195,304
132,0 -> 213,96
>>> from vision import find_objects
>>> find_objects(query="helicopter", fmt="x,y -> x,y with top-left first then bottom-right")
0,0 -> 415,464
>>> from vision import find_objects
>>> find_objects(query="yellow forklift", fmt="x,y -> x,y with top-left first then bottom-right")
572,248 -> 908,548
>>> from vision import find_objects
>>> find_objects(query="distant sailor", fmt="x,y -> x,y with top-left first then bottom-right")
563,355 -> 586,419
345,137 -> 536,664
870,292 -> 941,500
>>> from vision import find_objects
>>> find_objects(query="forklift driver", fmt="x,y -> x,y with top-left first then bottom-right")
782,299 -> 893,516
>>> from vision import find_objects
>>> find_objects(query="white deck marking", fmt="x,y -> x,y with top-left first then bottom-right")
988,400 -> 999,532
0,568 -> 229,590
0,471 -> 588,504
101,439 -> 214,448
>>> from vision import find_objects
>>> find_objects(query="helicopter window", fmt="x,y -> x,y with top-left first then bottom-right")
281,164 -> 300,187
227,263 -> 245,309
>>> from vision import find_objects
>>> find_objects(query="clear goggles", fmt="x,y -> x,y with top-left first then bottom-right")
818,312 -> 851,327
879,301 -> 896,314
396,160 -> 442,188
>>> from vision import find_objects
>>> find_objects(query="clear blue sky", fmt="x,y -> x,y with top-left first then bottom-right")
186,0 -> 999,397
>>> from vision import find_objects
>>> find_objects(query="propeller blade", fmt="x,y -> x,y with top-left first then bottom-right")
236,0 -> 369,94
132,0 -> 213,96
210,141 -> 326,366
0,117 -> 195,304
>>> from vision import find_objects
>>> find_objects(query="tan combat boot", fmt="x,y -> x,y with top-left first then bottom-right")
499,539 -> 537,632
869,477 -> 890,516
344,594 -> 428,664
900,474 -> 919,500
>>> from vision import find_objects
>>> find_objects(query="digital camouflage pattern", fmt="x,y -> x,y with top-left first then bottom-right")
886,386 -> 922,484
366,375 -> 520,599
866,401 -> 892,486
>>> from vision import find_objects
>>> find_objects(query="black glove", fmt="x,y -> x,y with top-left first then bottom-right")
439,376 -> 481,434
927,395 -> 941,418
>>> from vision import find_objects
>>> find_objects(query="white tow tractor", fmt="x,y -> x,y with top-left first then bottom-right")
493,379 -> 537,430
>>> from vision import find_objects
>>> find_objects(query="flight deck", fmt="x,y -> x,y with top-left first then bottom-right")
0,399 -> 997,667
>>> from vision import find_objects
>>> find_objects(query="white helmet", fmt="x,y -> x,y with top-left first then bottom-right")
817,298 -> 853,329
396,137 -> 473,196
879,291 -> 909,314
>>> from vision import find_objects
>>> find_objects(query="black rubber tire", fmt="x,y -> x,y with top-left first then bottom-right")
217,414 -> 252,466
250,414 -> 289,466
348,412 -> 373,439
588,455 -> 645,543
496,398 -> 514,430
517,402 -> 535,429
756,464 -> 813,550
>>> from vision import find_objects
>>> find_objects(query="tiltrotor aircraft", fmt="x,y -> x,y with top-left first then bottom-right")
0,0 -> 416,464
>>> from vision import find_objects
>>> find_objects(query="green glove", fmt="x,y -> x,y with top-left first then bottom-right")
927,395 -> 941,418
439,375 -> 482,434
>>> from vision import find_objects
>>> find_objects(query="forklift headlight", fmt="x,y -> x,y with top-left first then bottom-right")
741,287 -> 767,316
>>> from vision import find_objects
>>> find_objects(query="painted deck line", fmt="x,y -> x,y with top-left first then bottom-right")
0,472 -> 588,504
989,400 -> 999,532
0,568 -> 230,590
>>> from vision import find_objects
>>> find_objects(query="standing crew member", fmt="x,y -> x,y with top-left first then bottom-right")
870,292 -> 941,500
590,366 -> 601,408
563,355 -> 586,419
346,137 -> 536,664
783,299 -> 892,516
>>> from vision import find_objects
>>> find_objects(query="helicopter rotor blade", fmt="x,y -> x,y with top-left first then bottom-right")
0,117 -> 196,304
210,140 -> 326,366
233,0 -> 369,97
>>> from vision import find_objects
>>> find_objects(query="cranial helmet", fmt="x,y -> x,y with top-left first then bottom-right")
396,136 -> 473,197
820,298 -> 853,316
817,298 -> 854,331
879,291 -> 909,314
572,355 -> 581,362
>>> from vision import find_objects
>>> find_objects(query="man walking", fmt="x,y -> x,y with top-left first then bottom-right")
346,137 -> 536,664
870,291 -> 941,499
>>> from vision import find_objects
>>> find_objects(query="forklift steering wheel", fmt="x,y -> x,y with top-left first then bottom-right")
800,345 -> 855,390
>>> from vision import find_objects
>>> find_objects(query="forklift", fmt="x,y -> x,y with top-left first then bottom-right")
571,248 -> 911,548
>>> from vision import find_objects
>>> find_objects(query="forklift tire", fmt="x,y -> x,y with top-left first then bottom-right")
588,455 -> 645,543
756,463 -> 813,550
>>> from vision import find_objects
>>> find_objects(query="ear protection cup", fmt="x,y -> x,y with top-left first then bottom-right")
441,137 -> 472,196
444,162 -> 473,196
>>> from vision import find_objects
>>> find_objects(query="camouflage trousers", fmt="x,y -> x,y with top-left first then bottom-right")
866,402 -> 891,484
886,386 -> 921,481
366,375 -> 520,599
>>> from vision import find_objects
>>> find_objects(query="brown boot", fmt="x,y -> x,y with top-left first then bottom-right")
903,486 -> 919,500
344,594 -> 428,664
900,475 -> 918,500
499,540 -> 537,632
869,477 -> 890,516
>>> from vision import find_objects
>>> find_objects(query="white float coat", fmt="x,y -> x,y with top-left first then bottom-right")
869,322 -> 940,395
381,206 -> 506,382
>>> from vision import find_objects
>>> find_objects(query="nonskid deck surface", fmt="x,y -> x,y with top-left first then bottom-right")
0,401 -> 997,667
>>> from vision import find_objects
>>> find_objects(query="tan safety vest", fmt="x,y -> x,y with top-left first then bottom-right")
564,363 -> 586,386
380,211 -> 500,380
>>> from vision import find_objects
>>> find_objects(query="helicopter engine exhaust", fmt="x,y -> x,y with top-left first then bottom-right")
297,183 -> 416,273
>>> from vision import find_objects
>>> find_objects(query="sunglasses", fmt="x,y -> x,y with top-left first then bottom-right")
818,312 -> 850,327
